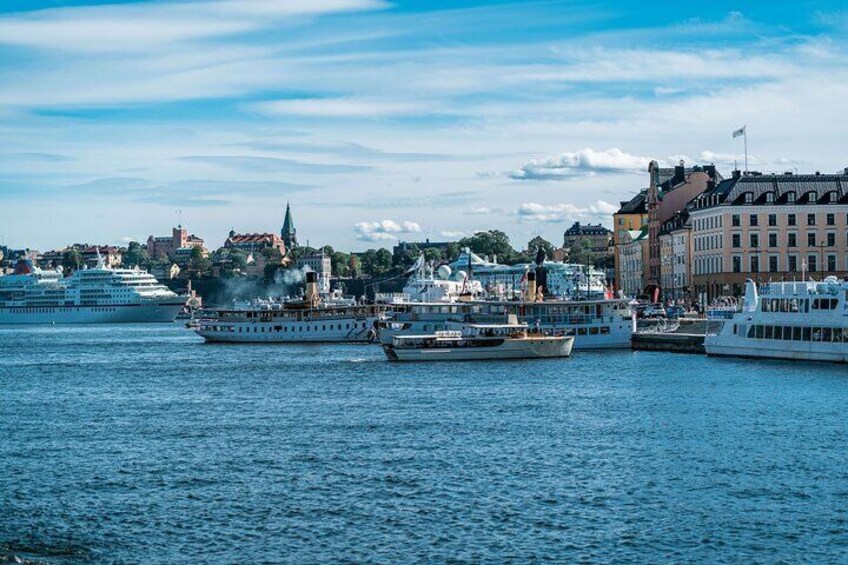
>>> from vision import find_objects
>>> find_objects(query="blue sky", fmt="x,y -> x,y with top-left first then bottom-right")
1,0 -> 847,251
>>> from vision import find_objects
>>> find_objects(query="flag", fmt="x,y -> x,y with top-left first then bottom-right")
404,253 -> 425,274
732,126 -> 746,139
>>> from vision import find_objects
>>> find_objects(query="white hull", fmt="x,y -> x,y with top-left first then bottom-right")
0,301 -> 185,324
384,336 -> 574,362
195,316 -> 380,343
379,321 -> 630,349
706,339 -> 848,363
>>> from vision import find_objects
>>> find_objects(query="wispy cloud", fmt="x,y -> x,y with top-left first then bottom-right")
178,156 -> 370,174
250,98 -> 431,118
516,201 -> 617,224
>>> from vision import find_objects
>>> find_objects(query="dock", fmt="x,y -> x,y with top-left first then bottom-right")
631,319 -> 716,354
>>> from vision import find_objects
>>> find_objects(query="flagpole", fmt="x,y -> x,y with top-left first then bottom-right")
744,126 -> 748,172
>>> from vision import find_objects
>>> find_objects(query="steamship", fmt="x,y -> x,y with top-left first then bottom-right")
192,272 -> 385,343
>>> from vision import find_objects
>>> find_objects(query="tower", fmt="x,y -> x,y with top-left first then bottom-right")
281,201 -> 298,249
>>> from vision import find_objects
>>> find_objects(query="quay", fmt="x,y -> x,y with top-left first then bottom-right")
631,318 -> 715,354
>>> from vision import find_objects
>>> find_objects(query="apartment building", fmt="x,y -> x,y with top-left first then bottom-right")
688,169 -> 848,305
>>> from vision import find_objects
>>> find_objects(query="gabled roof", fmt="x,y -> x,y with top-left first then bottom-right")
690,170 -> 848,209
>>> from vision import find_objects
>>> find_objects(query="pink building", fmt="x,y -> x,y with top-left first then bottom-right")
147,226 -> 205,260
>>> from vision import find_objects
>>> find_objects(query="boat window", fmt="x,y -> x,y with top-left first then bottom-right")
755,325 -> 764,339
823,328 -> 833,342
589,327 -> 599,335
774,326 -> 783,340
600,326 -> 610,334
765,326 -> 773,339
577,328 -> 588,335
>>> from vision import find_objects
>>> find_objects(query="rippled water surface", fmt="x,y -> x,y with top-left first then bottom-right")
2,324 -> 848,563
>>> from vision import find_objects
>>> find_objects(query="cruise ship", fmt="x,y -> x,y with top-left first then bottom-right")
193,272 -> 386,343
705,277 -> 848,363
0,254 -> 186,324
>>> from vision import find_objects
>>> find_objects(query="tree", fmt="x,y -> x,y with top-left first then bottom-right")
444,242 -> 461,263
360,248 -> 393,277
122,241 -> 148,268
423,247 -> 443,263
331,251 -> 351,277
62,249 -> 84,273
229,249 -> 248,270
189,246 -> 212,276
261,247 -> 282,262
457,230 -> 516,262
393,243 -> 420,270
527,236 -> 555,261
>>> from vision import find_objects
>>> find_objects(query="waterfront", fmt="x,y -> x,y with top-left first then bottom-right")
2,325 -> 848,563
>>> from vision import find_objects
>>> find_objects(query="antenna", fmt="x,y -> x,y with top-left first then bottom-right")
175,209 -> 183,227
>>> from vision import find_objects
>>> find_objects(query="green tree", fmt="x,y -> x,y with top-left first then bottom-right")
331,251 -> 351,277
189,246 -> 212,276
444,242 -> 461,262
229,249 -> 249,270
261,247 -> 282,262
122,241 -> 148,268
527,236 -> 555,260
62,248 -> 84,273
458,230 -> 516,262
423,247 -> 443,263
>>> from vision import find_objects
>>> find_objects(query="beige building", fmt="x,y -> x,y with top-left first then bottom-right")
688,169 -> 848,305
618,228 -> 648,297
658,212 -> 693,301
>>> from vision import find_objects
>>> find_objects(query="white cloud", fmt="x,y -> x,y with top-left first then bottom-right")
440,230 -> 466,238
516,201 -> 617,223
353,219 -> 422,241
510,148 -> 652,180
251,98 -> 430,118
466,206 -> 494,215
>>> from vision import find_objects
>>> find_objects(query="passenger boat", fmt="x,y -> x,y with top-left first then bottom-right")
705,277 -> 848,363
382,323 -> 574,362
193,272 -> 384,343
0,253 -> 186,324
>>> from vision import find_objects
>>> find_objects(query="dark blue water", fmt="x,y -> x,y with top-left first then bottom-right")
2,324 -> 847,563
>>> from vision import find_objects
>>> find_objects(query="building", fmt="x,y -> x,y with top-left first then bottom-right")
645,161 -> 722,294
297,250 -> 332,293
150,263 -> 181,281
281,202 -> 298,250
658,212 -> 693,301
688,168 -> 848,306
393,239 -> 454,260
224,231 -> 286,255
147,226 -> 205,260
39,245 -> 123,269
613,191 -> 648,291
618,228 -> 649,297
563,222 -> 612,256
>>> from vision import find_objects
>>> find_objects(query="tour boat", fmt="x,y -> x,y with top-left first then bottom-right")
705,277 -> 848,363
193,272 -> 384,343
382,323 -> 575,362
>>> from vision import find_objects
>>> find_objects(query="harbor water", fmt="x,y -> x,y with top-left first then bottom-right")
2,324 -> 847,563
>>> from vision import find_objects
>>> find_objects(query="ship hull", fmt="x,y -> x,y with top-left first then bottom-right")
705,339 -> 848,364
0,301 -> 186,324
194,316 -> 381,343
383,336 -> 574,362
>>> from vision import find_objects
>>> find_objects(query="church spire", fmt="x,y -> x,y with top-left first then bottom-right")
281,201 -> 297,249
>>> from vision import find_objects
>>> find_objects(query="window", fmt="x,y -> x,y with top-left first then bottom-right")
788,233 -> 797,247
750,233 -> 759,248
765,192 -> 775,203
769,256 -> 778,272
827,213 -> 835,226
732,234 -> 741,248
827,232 -> 836,247
768,214 -> 777,226
750,214 -> 758,226
828,255 -> 837,272
732,214 -> 741,227
808,232 -> 817,247
744,193 -> 753,204
788,255 -> 798,272
808,213 -> 816,226
768,233 -> 778,247
788,213 -> 796,226
732,256 -> 741,273
809,255 -> 818,272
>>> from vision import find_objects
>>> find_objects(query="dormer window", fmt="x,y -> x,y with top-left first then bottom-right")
786,191 -> 796,203
744,192 -> 753,204
765,191 -> 775,203
805,191 -> 817,203
828,191 -> 838,203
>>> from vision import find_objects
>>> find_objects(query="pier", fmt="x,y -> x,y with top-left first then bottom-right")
631,319 -> 714,354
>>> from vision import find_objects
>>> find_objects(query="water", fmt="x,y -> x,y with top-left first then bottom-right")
1,324 -> 847,563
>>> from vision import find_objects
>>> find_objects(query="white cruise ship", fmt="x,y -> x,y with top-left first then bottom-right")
705,277 -> 848,363
0,254 -> 186,324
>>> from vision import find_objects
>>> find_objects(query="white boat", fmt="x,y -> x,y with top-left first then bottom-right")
0,254 -> 186,324
382,323 -> 575,362
705,277 -> 848,363
193,272 -> 384,343
375,255 -> 483,304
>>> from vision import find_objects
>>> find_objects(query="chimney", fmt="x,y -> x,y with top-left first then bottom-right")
305,271 -> 319,306
526,270 -> 537,302
843,167 -> 848,175
732,169 -> 742,180
674,159 -> 686,184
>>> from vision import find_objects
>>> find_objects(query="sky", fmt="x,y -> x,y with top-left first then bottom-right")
1,0 -> 847,252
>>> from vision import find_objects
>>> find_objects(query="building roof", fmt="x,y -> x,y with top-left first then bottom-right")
564,222 -> 611,237
617,190 -> 647,214
689,169 -> 848,210
658,210 -> 690,236
282,202 -> 295,235
227,232 -> 283,245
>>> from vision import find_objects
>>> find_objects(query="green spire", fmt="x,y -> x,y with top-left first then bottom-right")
281,201 -> 297,248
